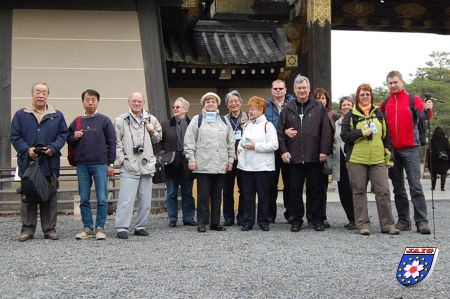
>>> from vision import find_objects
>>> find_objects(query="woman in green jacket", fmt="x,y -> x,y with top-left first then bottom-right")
341,83 -> 399,236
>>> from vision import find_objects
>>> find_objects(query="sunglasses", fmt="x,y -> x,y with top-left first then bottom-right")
172,105 -> 183,109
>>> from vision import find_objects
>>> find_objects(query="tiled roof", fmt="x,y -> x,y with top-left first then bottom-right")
165,21 -> 291,66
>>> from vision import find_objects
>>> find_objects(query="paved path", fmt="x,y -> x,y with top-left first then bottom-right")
0,197 -> 448,298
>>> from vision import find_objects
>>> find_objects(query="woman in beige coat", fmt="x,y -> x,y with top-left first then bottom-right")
184,92 -> 235,233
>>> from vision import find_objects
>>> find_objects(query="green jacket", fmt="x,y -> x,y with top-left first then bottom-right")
340,105 -> 393,167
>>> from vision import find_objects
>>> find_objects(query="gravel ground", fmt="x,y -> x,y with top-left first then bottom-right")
0,200 -> 448,299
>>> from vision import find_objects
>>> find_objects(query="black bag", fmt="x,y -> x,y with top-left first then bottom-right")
21,160 -> 57,203
152,161 -> 166,184
438,151 -> 449,161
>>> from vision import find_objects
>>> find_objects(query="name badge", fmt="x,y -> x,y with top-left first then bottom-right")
205,112 -> 216,122
367,122 -> 378,134
234,130 -> 242,140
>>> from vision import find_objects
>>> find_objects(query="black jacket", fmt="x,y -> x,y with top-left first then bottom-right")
277,98 -> 333,164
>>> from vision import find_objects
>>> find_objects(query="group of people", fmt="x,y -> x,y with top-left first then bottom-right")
11,69 -> 436,241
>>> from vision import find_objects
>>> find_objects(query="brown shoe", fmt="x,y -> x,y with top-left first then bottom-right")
395,222 -> 412,231
18,232 -> 34,242
44,232 -> 59,240
416,222 -> 431,235
382,226 -> 400,235
359,228 -> 371,236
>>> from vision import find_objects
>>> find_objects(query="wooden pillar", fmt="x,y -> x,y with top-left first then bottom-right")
307,0 -> 331,95
0,9 -> 12,169
216,87 -> 230,114
137,0 -> 170,121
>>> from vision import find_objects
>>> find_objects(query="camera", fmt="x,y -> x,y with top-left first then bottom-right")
133,145 -> 144,154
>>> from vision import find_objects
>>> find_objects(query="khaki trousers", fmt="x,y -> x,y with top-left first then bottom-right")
347,162 -> 395,231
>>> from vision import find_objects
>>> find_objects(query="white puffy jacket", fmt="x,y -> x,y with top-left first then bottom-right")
237,114 -> 278,172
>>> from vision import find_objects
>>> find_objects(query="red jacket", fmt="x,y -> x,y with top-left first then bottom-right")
380,89 -> 432,150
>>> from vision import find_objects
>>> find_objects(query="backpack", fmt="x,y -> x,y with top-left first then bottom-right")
381,94 -> 426,146
197,114 -> 227,127
67,116 -> 82,166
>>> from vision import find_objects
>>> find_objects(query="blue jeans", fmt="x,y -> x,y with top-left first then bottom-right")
389,147 -> 428,225
165,175 -> 195,223
77,164 -> 108,230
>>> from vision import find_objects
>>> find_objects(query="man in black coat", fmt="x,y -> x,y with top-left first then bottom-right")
277,75 -> 333,232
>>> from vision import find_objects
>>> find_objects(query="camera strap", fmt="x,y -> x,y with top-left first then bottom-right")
127,114 -> 146,151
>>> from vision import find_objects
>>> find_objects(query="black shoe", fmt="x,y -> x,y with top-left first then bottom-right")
323,220 -> 331,228
169,221 -> 177,228
241,224 -> 253,231
259,224 -> 270,231
314,224 -> 325,231
134,229 -> 149,236
197,225 -> 206,233
210,224 -> 226,231
290,224 -> 301,232
344,222 -> 357,230
395,222 -> 412,231
223,219 -> 234,226
183,221 -> 197,226
116,231 -> 129,239
236,220 -> 244,226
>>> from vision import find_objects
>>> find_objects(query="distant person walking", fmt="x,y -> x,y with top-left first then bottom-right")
429,127 -> 450,191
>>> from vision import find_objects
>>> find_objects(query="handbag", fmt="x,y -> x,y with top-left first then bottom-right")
20,158 -> 57,203
67,116 -> 82,166
438,151 -> 449,161
152,161 -> 166,184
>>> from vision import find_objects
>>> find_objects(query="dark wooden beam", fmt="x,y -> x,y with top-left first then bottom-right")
0,9 -> 12,170
0,0 -> 137,10
137,0 -> 171,120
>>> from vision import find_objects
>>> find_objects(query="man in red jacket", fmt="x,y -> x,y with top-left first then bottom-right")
381,70 -> 433,234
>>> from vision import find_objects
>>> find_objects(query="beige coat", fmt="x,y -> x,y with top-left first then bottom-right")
184,111 -> 235,174
115,109 -> 162,175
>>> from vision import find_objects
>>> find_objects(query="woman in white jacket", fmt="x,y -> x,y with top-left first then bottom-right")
237,96 -> 279,231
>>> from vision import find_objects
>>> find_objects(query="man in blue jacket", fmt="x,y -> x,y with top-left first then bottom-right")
265,79 -> 294,223
11,82 -> 68,242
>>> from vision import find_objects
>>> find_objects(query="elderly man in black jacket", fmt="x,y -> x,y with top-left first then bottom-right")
159,97 -> 197,227
278,75 -> 333,232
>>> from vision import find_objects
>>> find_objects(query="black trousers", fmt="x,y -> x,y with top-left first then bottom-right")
306,172 -> 328,222
222,160 -> 243,223
287,162 -> 324,226
240,170 -> 273,226
338,150 -> 355,223
270,150 -> 289,221
196,173 -> 224,226
21,176 -> 58,234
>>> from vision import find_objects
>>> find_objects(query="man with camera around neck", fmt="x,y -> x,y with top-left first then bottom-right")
114,91 -> 162,239
68,89 -> 116,240
11,82 -> 68,242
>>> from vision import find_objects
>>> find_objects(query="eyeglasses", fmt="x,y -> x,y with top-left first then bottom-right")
273,88 -> 285,91
173,105 -> 183,109
359,93 -> 371,97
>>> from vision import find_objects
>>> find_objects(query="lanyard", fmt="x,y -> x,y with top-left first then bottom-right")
228,113 -> 241,132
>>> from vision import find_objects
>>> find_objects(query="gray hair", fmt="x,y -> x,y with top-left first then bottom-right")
128,91 -> 146,101
224,90 -> 243,106
174,97 -> 190,111
338,95 -> 354,110
31,82 -> 50,95
293,74 -> 310,87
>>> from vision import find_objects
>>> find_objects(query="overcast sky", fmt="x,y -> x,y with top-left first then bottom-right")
331,30 -> 450,101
